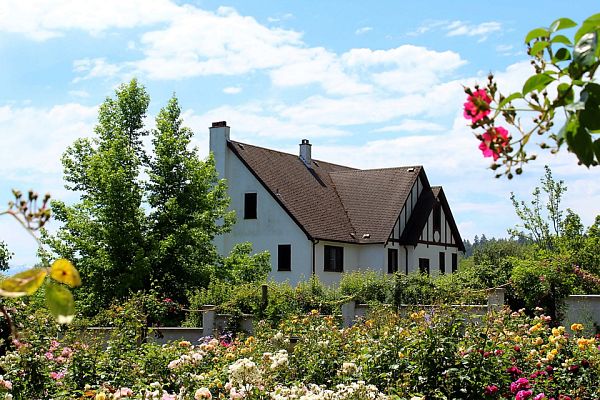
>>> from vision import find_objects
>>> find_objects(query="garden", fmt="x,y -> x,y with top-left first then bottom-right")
1,11 -> 600,400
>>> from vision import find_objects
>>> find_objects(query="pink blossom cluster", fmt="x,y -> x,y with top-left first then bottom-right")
463,88 -> 511,162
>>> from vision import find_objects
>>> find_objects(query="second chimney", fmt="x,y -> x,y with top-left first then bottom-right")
299,139 -> 312,167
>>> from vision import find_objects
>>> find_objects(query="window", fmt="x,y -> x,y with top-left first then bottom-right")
277,244 -> 291,271
439,252 -> 445,274
324,245 -> 343,272
452,253 -> 458,273
388,248 -> 398,274
244,193 -> 257,219
419,258 -> 430,275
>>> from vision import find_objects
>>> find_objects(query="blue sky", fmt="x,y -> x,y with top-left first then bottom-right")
1,1 -> 599,272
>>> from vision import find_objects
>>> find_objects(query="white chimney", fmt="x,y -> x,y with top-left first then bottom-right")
299,139 -> 312,167
209,121 -> 230,180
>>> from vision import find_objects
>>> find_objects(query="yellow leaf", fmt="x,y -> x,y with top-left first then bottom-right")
50,258 -> 81,287
0,268 -> 48,297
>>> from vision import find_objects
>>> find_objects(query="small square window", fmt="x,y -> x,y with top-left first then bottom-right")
278,244 -> 291,271
324,245 -> 343,272
244,193 -> 257,219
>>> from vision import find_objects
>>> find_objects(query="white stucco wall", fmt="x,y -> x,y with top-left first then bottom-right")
211,127 -> 312,286
314,241 -> 388,286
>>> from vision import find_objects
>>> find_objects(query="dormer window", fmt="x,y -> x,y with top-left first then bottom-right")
244,193 -> 257,219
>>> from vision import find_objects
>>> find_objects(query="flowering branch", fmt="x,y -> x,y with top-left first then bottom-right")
463,14 -> 600,178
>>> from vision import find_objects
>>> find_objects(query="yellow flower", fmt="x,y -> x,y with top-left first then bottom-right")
533,337 -> 544,346
571,323 -> 584,332
95,393 -> 107,400
529,323 -> 543,333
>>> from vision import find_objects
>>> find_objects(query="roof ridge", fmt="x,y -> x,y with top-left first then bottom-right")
229,139 -> 357,170
329,165 -> 423,175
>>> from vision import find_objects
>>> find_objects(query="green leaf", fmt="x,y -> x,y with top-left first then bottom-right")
525,27 -> 550,43
45,283 -> 76,324
573,31 -> 598,67
551,35 -> 573,46
50,258 -> 81,287
0,268 -> 47,297
550,18 -> 577,32
579,83 -> 600,131
530,41 -> 550,57
522,73 -> 555,95
554,83 -> 574,107
498,92 -> 523,109
564,117 -> 594,166
553,47 -> 571,62
575,15 -> 600,43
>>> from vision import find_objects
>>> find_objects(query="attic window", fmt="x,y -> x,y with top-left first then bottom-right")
407,167 -> 415,172
244,193 -> 257,219
362,233 -> 370,239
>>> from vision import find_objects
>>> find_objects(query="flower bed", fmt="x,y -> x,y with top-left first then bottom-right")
0,307 -> 598,399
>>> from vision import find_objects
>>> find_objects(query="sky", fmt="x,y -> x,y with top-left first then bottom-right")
1,1 -> 599,272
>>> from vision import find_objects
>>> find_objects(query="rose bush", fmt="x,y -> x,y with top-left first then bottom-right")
1,301 -> 599,400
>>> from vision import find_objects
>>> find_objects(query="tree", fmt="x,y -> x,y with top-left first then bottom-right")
508,166 -> 566,249
463,13 -> 600,177
49,80 -> 149,311
147,96 -> 234,302
47,80 -> 236,313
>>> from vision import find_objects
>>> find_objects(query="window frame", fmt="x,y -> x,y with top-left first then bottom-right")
324,245 -> 344,272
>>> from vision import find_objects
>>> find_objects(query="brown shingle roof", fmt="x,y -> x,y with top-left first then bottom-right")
228,140 -> 429,244
330,167 -> 421,243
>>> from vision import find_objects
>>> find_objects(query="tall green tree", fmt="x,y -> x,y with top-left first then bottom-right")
147,96 -> 234,302
50,80 -> 149,311
47,81 -> 235,313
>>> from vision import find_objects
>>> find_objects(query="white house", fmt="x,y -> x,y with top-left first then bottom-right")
210,121 -> 465,286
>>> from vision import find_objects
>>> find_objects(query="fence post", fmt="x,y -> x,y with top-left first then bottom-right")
260,284 -> 268,314
202,305 -> 216,337
487,288 -> 505,312
341,301 -> 356,328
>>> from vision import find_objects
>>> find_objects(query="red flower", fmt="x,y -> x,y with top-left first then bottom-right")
464,89 -> 492,123
485,385 -> 499,395
479,126 -> 510,161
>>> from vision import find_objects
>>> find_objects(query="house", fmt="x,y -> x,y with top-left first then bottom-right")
210,121 -> 465,286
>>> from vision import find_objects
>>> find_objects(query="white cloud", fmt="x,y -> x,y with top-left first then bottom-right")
355,26 -> 373,35
72,58 -> 123,82
0,0 -> 180,40
223,86 -> 242,94
0,103 -> 98,176
409,19 -> 502,42
56,5 -> 466,97
446,21 -> 502,41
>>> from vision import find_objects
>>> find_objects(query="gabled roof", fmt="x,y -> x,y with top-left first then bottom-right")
228,139 -> 442,245
399,185 -> 465,252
